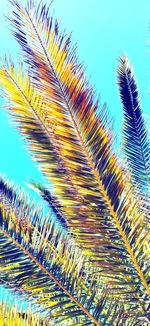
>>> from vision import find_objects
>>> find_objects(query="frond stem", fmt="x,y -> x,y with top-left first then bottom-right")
0,226 -> 101,325
24,10 -> 150,296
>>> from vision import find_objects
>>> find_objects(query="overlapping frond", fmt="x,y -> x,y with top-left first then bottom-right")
1,178 -> 149,324
28,180 -> 68,228
0,177 -> 121,325
0,62 -> 80,219
117,56 -> 150,204
32,181 -> 150,311
2,0 -> 149,301
0,1 -> 149,324
1,60 -> 150,314
0,177 -> 88,295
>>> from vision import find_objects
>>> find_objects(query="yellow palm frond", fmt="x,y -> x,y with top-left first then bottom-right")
0,301 -> 51,326
0,0 -> 149,324
2,0 -> 149,298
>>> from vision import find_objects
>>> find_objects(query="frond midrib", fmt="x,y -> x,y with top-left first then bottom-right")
25,7 -> 150,296
2,69 -> 105,312
25,6 -> 88,212
0,223 -> 101,326
4,65 -> 81,209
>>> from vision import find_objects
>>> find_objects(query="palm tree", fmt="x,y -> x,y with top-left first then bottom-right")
0,0 -> 149,324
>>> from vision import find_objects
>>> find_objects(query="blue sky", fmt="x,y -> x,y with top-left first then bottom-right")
0,0 -> 150,195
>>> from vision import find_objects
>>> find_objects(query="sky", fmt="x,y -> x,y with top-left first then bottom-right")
0,0 -> 150,196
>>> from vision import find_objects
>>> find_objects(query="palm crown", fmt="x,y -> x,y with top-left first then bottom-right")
0,0 -> 149,325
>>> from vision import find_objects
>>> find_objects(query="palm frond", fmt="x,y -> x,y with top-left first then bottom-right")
117,56 -> 150,203
1,61 -> 150,314
0,62 -> 80,217
8,0 -> 124,218
1,178 -> 149,325
28,180 -> 68,228
0,177 -> 118,325
3,0 -> 149,303
0,177 -> 85,293
0,300 -> 51,326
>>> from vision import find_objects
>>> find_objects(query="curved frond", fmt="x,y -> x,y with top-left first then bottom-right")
2,1 -> 149,297
1,61 -> 149,309
117,56 -> 150,204
0,1 -> 149,323
0,62 -> 79,219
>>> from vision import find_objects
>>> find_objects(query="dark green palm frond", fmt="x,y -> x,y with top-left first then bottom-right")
117,56 -> 150,204
3,0 -> 150,305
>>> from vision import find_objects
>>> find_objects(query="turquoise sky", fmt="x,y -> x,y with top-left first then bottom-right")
0,0 -> 150,195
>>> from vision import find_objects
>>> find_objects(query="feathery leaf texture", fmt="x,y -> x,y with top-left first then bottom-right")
0,177 -> 126,325
0,0 -> 148,301
28,180 -> 68,228
0,301 -> 51,326
2,178 -> 146,325
117,56 -> 150,201
0,0 -> 149,324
